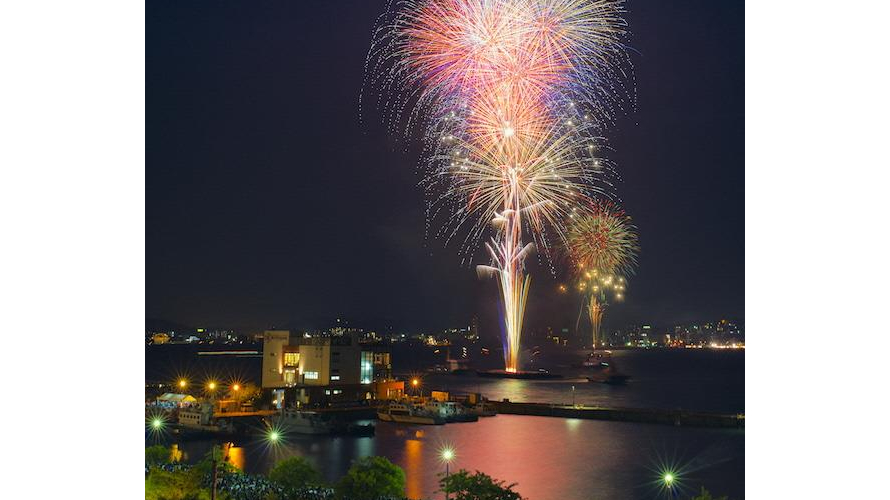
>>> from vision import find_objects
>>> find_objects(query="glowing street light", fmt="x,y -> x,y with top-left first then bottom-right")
232,384 -> 240,392
662,471 -> 679,498
440,446 -> 456,500
151,418 -> 163,430
268,430 -> 280,443
207,381 -> 217,391
178,379 -> 188,389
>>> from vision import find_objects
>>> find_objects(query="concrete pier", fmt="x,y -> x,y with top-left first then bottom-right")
489,401 -> 744,428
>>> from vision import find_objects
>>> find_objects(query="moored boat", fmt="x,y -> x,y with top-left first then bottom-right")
423,400 -> 479,422
377,401 -> 445,425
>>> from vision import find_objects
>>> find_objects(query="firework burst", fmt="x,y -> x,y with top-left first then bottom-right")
566,201 -> 639,347
367,0 -> 633,371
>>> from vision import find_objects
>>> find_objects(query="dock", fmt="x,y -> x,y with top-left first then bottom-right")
489,401 -> 744,428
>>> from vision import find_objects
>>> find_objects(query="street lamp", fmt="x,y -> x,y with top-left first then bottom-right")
440,446 -> 456,500
663,472 -> 678,498
232,384 -> 240,392
151,418 -> 163,430
207,381 -> 217,391
178,379 -> 188,390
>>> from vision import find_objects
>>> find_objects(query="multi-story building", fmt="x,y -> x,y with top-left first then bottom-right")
261,330 -> 402,405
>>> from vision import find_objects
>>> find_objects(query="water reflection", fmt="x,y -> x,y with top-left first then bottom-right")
170,415 -> 744,500
404,438 -> 424,499
227,444 -> 245,471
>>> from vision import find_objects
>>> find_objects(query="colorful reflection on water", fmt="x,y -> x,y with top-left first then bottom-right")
169,415 -> 743,500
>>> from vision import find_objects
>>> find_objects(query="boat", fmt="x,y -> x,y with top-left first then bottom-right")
275,409 -> 334,435
377,401 -> 445,425
583,351 -> 631,385
423,400 -> 478,423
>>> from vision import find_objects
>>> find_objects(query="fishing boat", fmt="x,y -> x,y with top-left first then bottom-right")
377,401 -> 445,425
423,400 -> 479,422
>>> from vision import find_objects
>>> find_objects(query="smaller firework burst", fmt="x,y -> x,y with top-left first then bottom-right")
566,201 -> 639,348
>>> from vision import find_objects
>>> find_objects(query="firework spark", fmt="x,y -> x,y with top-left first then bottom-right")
566,201 -> 639,347
367,0 -> 633,371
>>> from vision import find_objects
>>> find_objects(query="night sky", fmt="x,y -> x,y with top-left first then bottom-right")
147,1 -> 743,334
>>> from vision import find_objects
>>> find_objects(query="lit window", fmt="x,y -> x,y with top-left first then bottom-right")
284,352 -> 300,366
331,375 -> 340,381
360,352 -> 374,384
304,371 -> 319,380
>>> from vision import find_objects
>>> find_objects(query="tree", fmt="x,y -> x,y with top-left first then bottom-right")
145,468 -> 212,500
689,487 -> 728,500
439,470 -> 523,500
335,456 -> 405,500
146,444 -> 171,466
269,456 -> 323,491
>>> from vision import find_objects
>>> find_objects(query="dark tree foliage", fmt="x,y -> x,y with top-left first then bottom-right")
335,457 -> 406,500
439,470 -> 524,500
269,456 -> 324,491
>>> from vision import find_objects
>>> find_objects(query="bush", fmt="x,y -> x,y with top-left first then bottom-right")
335,457 -> 405,500
439,470 -> 523,500
269,456 -> 323,490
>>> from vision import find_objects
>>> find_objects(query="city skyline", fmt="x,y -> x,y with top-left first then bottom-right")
147,1 -> 743,332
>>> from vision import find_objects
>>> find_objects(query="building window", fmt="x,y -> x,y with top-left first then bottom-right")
304,371 -> 319,380
360,352 -> 374,384
331,375 -> 340,381
284,352 -> 300,366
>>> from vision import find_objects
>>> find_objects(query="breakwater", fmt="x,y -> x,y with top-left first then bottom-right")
489,400 -> 744,428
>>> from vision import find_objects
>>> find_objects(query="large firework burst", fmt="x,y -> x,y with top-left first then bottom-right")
366,0 -> 633,371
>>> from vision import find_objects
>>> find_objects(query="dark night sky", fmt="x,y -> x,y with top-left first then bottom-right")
146,1 -> 744,334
